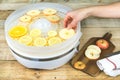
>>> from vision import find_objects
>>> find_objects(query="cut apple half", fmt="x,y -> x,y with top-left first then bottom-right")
87,45 -> 101,54
85,49 -> 100,60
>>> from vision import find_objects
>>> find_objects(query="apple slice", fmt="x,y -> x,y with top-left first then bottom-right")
74,61 -> 86,70
43,8 -> 57,16
48,30 -> 57,37
59,28 -> 75,40
47,15 -> 60,23
34,37 -> 47,46
19,15 -> 32,22
30,29 -> 41,38
26,10 -> 41,17
48,37 -> 62,46
18,35 -> 32,46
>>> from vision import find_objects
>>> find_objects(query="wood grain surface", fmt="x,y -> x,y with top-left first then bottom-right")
1,27 -> 120,80
1,2 -> 120,80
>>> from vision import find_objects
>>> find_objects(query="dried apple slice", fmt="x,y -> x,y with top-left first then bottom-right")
19,15 -> 32,22
30,29 -> 41,38
26,10 -> 40,17
34,37 -> 47,46
43,8 -> 57,16
47,15 -> 60,23
48,37 -> 62,46
48,30 -> 57,37
18,35 -> 32,46
59,28 -> 75,40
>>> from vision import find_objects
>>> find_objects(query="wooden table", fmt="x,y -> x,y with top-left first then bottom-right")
0,2 -> 120,80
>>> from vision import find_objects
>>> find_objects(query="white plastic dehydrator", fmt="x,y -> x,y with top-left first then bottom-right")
5,3 -> 82,69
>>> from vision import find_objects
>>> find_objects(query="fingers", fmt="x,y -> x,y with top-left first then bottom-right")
64,14 -> 71,28
64,12 -> 78,29
67,19 -> 78,29
64,17 -> 77,29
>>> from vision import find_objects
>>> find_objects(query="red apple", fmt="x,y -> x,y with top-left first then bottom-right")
96,39 -> 109,49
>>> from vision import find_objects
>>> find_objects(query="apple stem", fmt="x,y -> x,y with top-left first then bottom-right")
101,40 -> 104,43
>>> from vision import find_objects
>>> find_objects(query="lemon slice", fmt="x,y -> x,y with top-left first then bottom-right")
19,15 -> 32,22
48,37 -> 62,46
43,8 -> 57,16
34,37 -> 47,46
30,29 -> 41,38
47,15 -> 60,23
48,30 -> 57,37
59,28 -> 75,40
8,25 -> 27,38
19,35 -> 32,46
27,10 -> 40,17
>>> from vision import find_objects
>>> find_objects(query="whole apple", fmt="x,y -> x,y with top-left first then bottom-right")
96,39 -> 109,49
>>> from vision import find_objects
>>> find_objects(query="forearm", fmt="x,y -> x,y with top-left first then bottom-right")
88,2 -> 120,18
64,2 -> 120,28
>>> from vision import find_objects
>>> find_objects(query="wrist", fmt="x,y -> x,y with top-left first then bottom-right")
77,7 -> 96,19
87,5 -> 106,17
85,6 -> 98,17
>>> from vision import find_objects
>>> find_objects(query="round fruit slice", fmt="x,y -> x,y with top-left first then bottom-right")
85,49 -> 100,60
87,45 -> 101,54
26,10 -> 40,17
18,35 -> 32,46
19,15 -> 32,22
48,37 -> 62,46
59,28 -> 75,40
74,61 -> 86,70
8,25 -> 27,38
34,37 -> 47,46
47,15 -> 60,23
30,29 -> 41,38
48,30 -> 57,37
43,8 -> 57,16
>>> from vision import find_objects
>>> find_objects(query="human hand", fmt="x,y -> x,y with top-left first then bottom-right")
64,8 -> 92,29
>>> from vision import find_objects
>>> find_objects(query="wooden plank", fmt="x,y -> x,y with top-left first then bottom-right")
0,0 -> 119,3
69,0 -> 100,3
0,28 -> 15,60
82,17 -> 120,28
0,3 -> 107,10
1,2 -> 120,80
1,27 -> 120,60
0,0 -> 29,3
0,0 -> 44,3
100,0 -> 120,3
0,10 -> 13,20
0,3 -> 28,10
0,61 -> 120,80
0,20 -> 5,28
